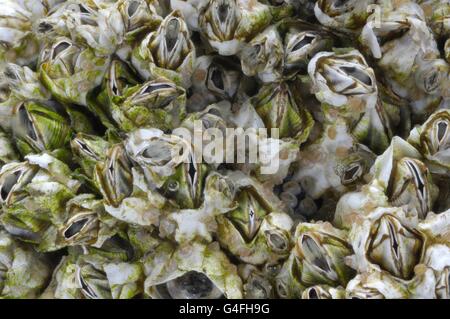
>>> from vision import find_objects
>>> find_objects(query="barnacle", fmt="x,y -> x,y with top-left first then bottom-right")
0,0 -> 448,300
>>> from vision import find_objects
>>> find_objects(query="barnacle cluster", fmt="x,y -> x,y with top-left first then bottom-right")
0,0 -> 449,299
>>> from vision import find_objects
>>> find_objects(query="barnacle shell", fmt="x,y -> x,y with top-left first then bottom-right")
43,240 -> 143,299
216,171 -> 293,265
131,10 -> 195,88
0,230 -> 52,298
371,137 -> 438,219
71,133 -> 110,179
359,2 -> 447,121
301,285 -> 345,299
292,222 -> 355,287
275,221 -> 354,298
250,81 -> 314,143
0,153 -> 81,250
408,109 -> 450,174
314,0 -> 377,31
11,100 -> 72,156
143,241 -> 243,299
240,26 -> 284,83
294,118 -> 375,199
39,37 -> 110,106
0,0 -> 63,65
188,55 -> 244,110
0,0 -> 449,301
238,264 -> 275,299
109,78 -> 187,132
198,0 -> 273,56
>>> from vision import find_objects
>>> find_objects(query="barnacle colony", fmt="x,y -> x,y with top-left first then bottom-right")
0,0 -> 449,299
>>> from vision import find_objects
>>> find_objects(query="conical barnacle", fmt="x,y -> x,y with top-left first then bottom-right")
0,0 -> 448,300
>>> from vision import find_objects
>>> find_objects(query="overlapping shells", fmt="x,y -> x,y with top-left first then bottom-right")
0,0 -> 449,299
